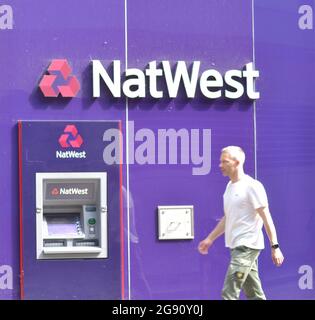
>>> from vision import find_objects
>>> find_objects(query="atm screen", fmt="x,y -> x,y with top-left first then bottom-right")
45,213 -> 82,236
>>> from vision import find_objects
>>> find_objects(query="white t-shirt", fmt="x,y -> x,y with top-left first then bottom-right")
223,174 -> 268,249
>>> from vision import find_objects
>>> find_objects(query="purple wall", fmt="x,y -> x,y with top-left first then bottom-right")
127,0 -> 255,300
0,0 -> 314,299
0,0 -> 126,299
255,0 -> 315,299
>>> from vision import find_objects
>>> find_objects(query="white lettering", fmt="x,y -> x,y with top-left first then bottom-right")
242,62 -> 260,99
93,60 -> 121,98
0,5 -> 13,30
56,150 -> 87,159
224,69 -> 244,99
145,61 -> 163,98
59,188 -> 88,195
298,265 -> 313,289
191,129 -> 211,175
299,5 -> 313,30
103,128 -> 123,164
163,61 -> 200,98
158,128 -> 190,165
92,60 -> 260,100
135,128 -> 156,165
103,121 -> 212,176
123,68 -> 146,98
112,304 -> 146,318
0,265 -> 13,290
200,69 -> 223,99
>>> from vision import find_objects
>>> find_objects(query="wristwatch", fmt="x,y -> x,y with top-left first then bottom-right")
271,244 -> 279,249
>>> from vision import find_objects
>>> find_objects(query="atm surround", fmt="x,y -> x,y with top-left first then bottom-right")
36,172 -> 107,259
19,120 -> 122,299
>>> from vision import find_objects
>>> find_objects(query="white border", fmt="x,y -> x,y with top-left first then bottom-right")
157,206 -> 194,240
35,172 -> 107,259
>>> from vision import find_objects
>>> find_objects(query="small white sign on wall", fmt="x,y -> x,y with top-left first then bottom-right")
158,206 -> 194,240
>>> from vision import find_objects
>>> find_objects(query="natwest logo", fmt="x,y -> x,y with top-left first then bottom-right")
39,59 -> 260,101
39,59 -> 80,97
56,125 -> 87,159
51,188 -> 89,195
51,188 -> 59,196
56,150 -> 86,159
59,125 -> 83,148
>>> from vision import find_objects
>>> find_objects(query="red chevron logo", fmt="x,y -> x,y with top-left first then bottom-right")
58,125 -> 83,148
51,188 -> 59,196
39,59 -> 80,97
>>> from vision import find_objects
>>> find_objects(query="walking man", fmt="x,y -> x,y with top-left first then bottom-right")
198,146 -> 284,300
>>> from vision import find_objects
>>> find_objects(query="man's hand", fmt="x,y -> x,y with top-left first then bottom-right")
198,216 -> 225,254
271,248 -> 284,266
198,238 -> 213,255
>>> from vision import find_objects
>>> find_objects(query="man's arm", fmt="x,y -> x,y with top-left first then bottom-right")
256,207 -> 284,267
198,216 -> 225,255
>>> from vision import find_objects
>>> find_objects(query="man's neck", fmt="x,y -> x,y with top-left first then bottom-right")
230,171 -> 245,183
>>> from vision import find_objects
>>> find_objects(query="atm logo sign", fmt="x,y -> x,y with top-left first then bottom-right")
51,188 -> 88,195
59,125 -> 83,148
56,125 -> 87,159
51,188 -> 59,195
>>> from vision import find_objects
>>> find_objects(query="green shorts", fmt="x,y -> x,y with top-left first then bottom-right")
222,245 -> 266,300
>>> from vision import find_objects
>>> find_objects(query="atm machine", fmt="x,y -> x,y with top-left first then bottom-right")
36,172 -> 107,259
19,120 -> 122,300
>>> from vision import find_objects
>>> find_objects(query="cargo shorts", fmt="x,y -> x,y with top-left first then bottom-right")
222,245 -> 266,300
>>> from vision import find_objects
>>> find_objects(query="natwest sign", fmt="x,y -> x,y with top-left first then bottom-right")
55,125 -> 87,159
58,125 -> 83,148
51,187 -> 88,196
39,59 -> 80,97
39,59 -> 260,101
46,182 -> 94,200
92,60 -> 260,100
